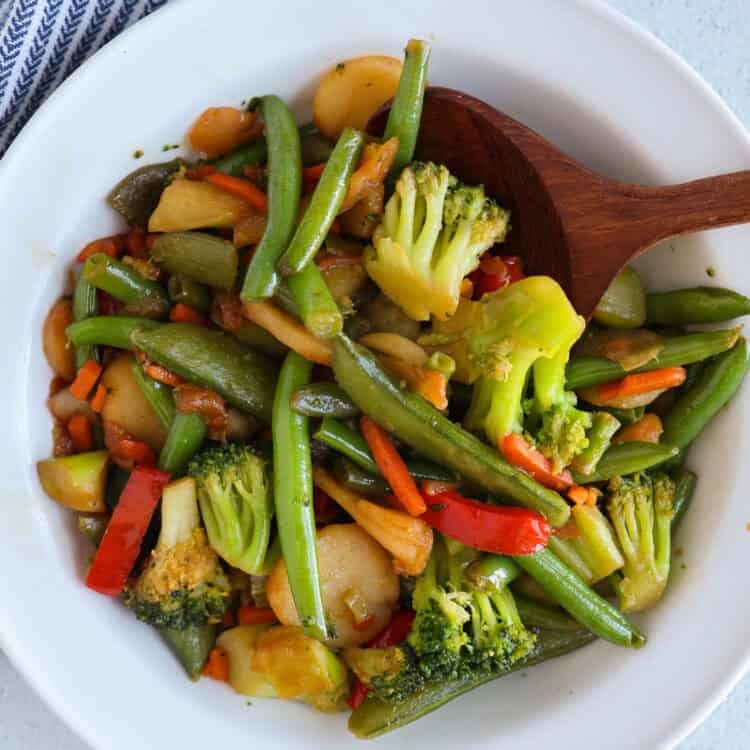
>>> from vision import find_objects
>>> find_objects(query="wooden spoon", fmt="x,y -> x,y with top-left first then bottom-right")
369,87 -> 750,317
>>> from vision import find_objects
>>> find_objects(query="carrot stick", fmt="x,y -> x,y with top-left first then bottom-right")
612,413 -> 664,444
69,359 -> 102,400
204,172 -> 268,213
66,415 -> 93,453
236,606 -> 278,625
360,416 -> 426,516
89,383 -> 108,413
77,236 -> 126,262
567,485 -> 599,506
169,303 -> 208,325
202,647 -> 230,682
380,356 -> 448,410
598,366 -> 686,402
499,433 -> 574,492
144,363 -> 185,386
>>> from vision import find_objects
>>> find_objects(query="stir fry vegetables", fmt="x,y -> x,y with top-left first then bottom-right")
36,37 -> 750,737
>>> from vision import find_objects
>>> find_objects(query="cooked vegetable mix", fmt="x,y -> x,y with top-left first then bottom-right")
36,38 -> 749,737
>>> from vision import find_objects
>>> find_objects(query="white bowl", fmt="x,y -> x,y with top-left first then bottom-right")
1,1 -> 749,748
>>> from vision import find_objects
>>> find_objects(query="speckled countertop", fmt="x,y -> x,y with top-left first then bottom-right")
1,1 -> 748,748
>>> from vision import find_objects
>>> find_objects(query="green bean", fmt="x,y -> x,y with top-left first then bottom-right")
348,628 -> 595,738
167,274 -> 211,313
383,39 -> 431,178
465,554 -> 521,591
158,412 -> 208,475
279,128 -> 364,275
592,266 -> 646,328
314,417 -> 457,482
514,548 -> 644,648
647,286 -> 750,325
571,411 -> 621,475
233,320 -> 288,358
286,262 -> 343,338
241,96 -> 301,301
515,596 -> 583,632
671,466 -> 697,529
601,405 -> 645,425
291,382 -> 360,418
83,254 -> 169,318
332,456 -> 388,497
272,352 -> 327,641
160,624 -> 216,681
131,323 -> 276,422
72,273 -> 99,368
129,358 -> 176,429
210,140 -> 267,176
566,328 -> 741,390
272,281 -> 300,317
571,441 -> 678,484
152,232 -> 238,290
662,338 -> 749,453
66,316 -> 160,350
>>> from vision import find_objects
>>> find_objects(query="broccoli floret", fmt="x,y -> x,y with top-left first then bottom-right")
343,645 -> 425,703
189,443 -> 274,575
422,276 -> 586,448
607,472 -> 675,612
364,161 -> 510,322
124,477 -> 230,629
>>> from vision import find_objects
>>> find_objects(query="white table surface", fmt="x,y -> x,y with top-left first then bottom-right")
1,1 -> 749,747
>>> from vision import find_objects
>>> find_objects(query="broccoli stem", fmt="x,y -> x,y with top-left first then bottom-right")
571,411 -> 621,475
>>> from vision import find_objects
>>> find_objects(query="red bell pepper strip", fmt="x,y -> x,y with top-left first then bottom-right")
469,254 -> 525,298
347,609 -> 417,710
85,466 -> 171,595
420,489 -> 551,555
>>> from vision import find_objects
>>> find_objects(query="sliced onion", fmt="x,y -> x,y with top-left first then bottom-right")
579,385 -> 668,409
226,408 -> 258,442
575,328 -> 663,372
360,332 -> 428,366
48,387 -> 94,422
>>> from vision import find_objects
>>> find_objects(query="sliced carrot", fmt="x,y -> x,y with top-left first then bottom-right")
381,356 -> 448,410
77,235 -> 127,262
126,228 -> 146,259
499,433 -> 574,492
143,363 -> 185,386
613,412 -> 664,445
89,383 -> 108,413
567,485 -> 600,506
116,439 -> 156,466
69,359 -> 102,400
236,606 -> 278,625
202,647 -> 230,682
186,164 -> 216,181
67,415 -> 93,453
169,303 -> 208,325
360,416 -> 426,516
598,367 -> 686,403
204,172 -> 268,213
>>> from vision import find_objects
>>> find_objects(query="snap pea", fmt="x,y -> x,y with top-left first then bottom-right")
160,624 -> 216,681
515,596 -> 584,632
571,411 -> 621,475
571,441 -> 678,484
670,467 -> 698,529
129,358 -> 176,429
167,274 -> 211,313
291,382 -> 360,418
151,232 -> 238,290
383,39 -> 431,179
279,128 -> 364,275
272,352 -> 327,641
514,548 -> 644,648
83,254 -> 169,318
286,262 -> 343,338
130,323 -> 276,422
662,338 -> 749,453
566,328 -> 741,390
332,456 -> 388,497
72,272 -> 99,368
592,266 -> 647,328
465,554 -> 521,591
159,412 -> 208,475
647,286 -> 750,325
66,316 -> 160,350
314,417 -> 457,483
348,628 -> 595,738
107,158 -> 183,228
241,96 -> 301,301
331,336 -> 571,527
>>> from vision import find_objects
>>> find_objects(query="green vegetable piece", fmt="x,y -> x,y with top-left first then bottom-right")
167,274 -> 211,314
190,444 -> 274,575
465,554 -> 522,591
159,413 -> 207,475
571,441 -> 678,484
107,159 -> 183,228
515,596 -> 583,632
210,140 -> 267,176
272,352 -> 328,641
161,624 -> 217,681
332,456 -> 388,497
299,124 -> 335,166
600,405 -> 645,426
332,336 -> 571,527
78,514 -> 109,548
646,286 -> 750,325
593,266 -> 646,328
241,96 -> 302,301
130,358 -> 176,429
571,411 -> 621,475
383,39 -> 431,179
152,232 -> 238,290
130,323 -> 276,422
72,272 -> 99,368
36,450 -> 109,513
671,467 -> 697,529
66,316 -> 160,350
661,338 -> 749,453
291,382 -> 360,418
83,254 -> 169,319
514,548 -> 644,648
232,320 -> 288,358
286,261 -> 343,338
279,127 -> 364,275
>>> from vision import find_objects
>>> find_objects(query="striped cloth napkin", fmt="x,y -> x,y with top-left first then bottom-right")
0,0 -> 168,157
